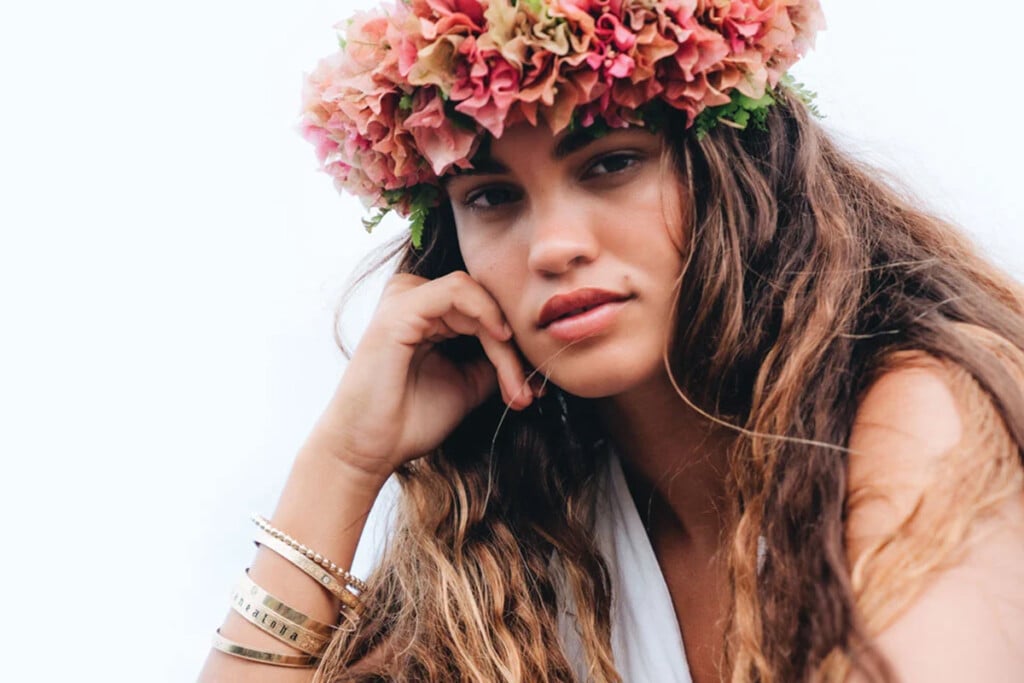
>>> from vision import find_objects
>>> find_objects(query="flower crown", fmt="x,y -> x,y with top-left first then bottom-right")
301,0 -> 825,247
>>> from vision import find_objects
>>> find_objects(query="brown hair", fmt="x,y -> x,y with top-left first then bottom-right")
316,88 -> 1024,682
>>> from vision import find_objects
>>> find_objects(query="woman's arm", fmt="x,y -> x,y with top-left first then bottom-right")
197,429 -> 389,683
844,354 -> 1024,681
198,271 -> 535,681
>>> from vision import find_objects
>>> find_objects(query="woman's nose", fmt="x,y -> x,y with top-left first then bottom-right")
525,203 -> 601,276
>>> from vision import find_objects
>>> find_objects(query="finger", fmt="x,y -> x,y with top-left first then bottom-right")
476,331 -> 532,409
422,311 -> 524,406
429,291 -> 529,407
437,310 -> 492,338
407,272 -> 512,342
425,313 -> 519,357
423,315 -> 466,342
435,309 -> 529,406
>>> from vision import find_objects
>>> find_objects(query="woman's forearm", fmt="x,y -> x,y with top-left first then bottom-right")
198,432 -> 389,682
198,264 -> 531,681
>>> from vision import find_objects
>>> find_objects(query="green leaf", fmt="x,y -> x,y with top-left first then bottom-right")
693,111 -> 716,141
403,184 -> 442,250
410,211 -> 425,249
362,208 -> 389,234
381,188 -> 406,205
692,85 -> 779,139
737,91 -> 774,110
781,72 -> 824,119
751,106 -> 770,132
399,93 -> 414,112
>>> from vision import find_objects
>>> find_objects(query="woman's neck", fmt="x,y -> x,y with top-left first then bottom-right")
596,373 -> 734,556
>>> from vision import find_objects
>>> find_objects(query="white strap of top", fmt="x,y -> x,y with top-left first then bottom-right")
558,451 -> 693,682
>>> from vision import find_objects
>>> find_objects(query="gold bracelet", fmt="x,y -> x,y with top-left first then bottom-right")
211,629 -> 320,668
254,526 -> 364,616
230,585 -> 332,655
251,513 -> 370,593
238,570 -> 334,636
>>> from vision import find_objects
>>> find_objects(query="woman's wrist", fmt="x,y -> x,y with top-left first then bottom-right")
297,425 -> 396,495
205,438 -> 385,677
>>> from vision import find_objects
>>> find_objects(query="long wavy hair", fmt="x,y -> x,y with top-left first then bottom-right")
315,88 -> 1024,682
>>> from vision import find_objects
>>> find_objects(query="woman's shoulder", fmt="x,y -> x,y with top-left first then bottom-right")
837,323 -> 1024,681
847,350 -> 966,492
845,323 -> 1024,563
846,324 -> 1024,512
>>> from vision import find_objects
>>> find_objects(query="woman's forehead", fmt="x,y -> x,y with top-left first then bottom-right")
502,120 -> 655,145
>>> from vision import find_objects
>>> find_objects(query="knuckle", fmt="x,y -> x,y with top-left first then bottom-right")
446,275 -> 483,310
384,273 -> 421,295
444,270 -> 474,290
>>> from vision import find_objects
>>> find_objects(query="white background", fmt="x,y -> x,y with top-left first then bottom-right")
2,2 -> 1022,680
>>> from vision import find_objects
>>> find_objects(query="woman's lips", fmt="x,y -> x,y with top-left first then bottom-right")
543,299 -> 630,342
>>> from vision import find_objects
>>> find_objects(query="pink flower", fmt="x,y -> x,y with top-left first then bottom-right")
403,88 -> 481,175
581,11 -> 638,85
789,0 -> 827,56
413,0 -> 486,29
703,0 -> 782,52
449,37 -> 522,137
764,0 -> 826,82
596,12 -> 636,53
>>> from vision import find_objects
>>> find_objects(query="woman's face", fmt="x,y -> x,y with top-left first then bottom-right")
445,123 -> 688,398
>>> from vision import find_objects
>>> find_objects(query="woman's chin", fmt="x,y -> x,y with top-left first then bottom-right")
534,357 -> 664,400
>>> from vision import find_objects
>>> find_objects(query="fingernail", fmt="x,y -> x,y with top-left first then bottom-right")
502,323 -> 513,339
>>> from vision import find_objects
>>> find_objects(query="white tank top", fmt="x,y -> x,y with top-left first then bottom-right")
557,451 -> 693,682
352,451 -> 765,681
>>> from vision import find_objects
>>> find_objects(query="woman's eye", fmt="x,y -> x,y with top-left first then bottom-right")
463,185 -> 521,210
584,152 -> 641,178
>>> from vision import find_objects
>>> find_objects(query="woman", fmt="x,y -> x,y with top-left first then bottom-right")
200,1 -> 1024,681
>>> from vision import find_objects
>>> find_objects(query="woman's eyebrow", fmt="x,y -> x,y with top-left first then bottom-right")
442,128 -> 636,184
444,157 -> 510,182
553,129 -> 602,160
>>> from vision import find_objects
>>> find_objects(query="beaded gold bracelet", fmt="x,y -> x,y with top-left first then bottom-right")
253,525 -> 364,615
251,514 -> 369,593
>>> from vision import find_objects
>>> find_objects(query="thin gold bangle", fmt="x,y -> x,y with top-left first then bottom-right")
211,629 -> 320,668
230,585 -> 331,655
238,570 -> 335,636
251,513 -> 370,593
253,526 -> 364,616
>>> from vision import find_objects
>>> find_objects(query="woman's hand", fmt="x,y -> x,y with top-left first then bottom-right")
307,271 -> 534,483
